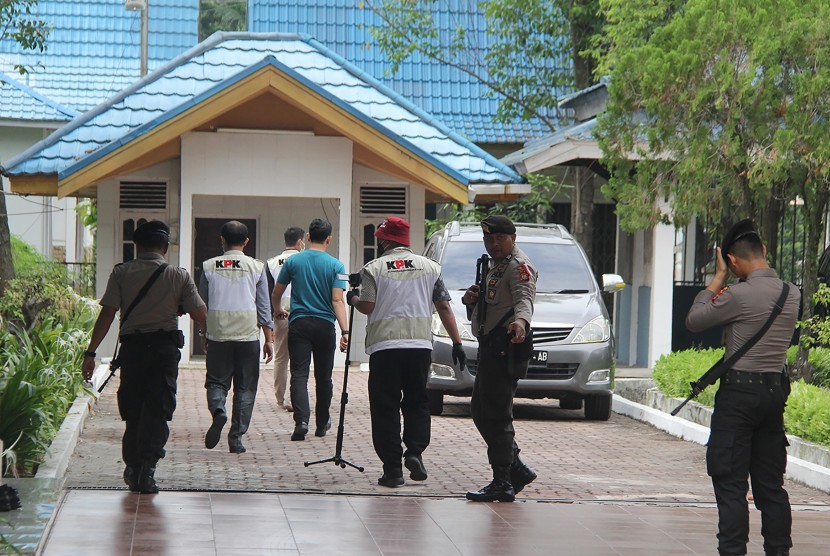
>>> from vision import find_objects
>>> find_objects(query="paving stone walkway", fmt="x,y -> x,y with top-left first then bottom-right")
64,365 -> 828,506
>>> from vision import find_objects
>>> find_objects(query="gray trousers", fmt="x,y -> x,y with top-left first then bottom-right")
205,339 -> 260,449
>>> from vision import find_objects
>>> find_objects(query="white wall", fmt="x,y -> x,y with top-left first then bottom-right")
180,131 -> 354,363
94,132 -> 431,366
95,160 -> 181,357
0,125 -> 84,261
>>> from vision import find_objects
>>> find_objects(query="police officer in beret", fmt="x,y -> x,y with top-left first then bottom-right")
461,215 -> 538,502
686,219 -> 800,556
83,220 -> 207,493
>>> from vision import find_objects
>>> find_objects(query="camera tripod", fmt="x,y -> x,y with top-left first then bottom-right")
304,284 -> 364,472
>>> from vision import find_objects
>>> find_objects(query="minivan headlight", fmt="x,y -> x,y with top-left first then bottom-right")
572,316 -> 610,343
431,313 -> 476,341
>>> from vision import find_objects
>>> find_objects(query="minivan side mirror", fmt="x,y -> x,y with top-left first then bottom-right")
602,274 -> 626,293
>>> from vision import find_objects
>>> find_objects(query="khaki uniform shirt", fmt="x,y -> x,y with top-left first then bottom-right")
469,246 -> 537,337
100,252 -> 204,335
686,268 -> 800,373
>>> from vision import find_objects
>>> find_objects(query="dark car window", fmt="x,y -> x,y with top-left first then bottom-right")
439,240 -> 596,294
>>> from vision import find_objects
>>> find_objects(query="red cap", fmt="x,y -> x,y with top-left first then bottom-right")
375,216 -> 410,247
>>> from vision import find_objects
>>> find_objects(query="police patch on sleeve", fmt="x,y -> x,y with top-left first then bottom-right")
711,286 -> 729,303
518,264 -> 531,283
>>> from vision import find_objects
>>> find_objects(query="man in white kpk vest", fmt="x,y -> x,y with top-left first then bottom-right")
266,226 -> 305,412
348,217 -> 466,487
199,221 -> 274,454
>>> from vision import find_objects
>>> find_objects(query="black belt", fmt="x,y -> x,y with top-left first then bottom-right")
120,330 -> 177,341
721,370 -> 783,386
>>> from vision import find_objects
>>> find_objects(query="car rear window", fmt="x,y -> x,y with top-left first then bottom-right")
439,240 -> 596,294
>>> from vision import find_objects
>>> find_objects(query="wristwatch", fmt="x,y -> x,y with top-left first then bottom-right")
84,350 -> 96,358
341,330 -> 350,335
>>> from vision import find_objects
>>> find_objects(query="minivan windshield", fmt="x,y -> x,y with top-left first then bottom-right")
438,240 -> 596,294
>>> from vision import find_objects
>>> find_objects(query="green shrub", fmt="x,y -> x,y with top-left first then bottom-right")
0,318 -> 90,476
653,347 -> 724,407
659,348 -> 830,449
785,381 -> 830,447
786,345 -> 830,389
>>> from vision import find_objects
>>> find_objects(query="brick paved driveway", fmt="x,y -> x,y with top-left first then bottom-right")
65,365 -> 828,505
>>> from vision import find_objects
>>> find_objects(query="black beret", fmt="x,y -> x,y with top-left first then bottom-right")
480,215 -> 516,235
133,220 -> 170,244
721,218 -> 760,262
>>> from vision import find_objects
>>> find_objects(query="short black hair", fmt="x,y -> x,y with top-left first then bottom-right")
284,226 -> 305,246
221,220 -> 249,246
308,218 -> 332,243
729,234 -> 765,260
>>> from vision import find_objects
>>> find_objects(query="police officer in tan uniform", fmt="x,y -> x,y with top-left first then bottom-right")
82,220 -> 207,493
462,215 -> 538,502
686,219 -> 800,556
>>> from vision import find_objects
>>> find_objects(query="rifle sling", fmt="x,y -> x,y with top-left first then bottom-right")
110,263 -> 170,361
697,282 -> 791,388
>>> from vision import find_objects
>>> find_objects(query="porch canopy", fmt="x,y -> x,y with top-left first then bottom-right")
2,32 -> 523,203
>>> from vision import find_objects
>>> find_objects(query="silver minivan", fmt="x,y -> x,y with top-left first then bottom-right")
424,222 -> 625,420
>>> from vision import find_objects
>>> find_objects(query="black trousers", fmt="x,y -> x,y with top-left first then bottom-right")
117,331 -> 181,468
707,373 -> 792,555
470,348 -> 526,468
205,339 -> 261,448
368,348 -> 432,475
288,316 -> 336,428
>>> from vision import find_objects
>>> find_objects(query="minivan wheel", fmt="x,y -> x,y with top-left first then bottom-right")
584,394 -> 611,421
428,390 -> 444,416
559,396 -> 583,410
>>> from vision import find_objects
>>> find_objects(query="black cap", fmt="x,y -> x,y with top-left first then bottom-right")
721,219 -> 760,262
480,215 -> 516,235
133,220 -> 170,244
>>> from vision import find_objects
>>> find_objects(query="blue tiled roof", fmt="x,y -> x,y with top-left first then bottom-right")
4,33 -> 522,187
0,0 -> 198,112
0,1 -> 563,145
250,0 -> 560,144
0,70 -> 79,122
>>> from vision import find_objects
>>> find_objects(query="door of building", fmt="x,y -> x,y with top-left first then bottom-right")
192,218 -> 258,356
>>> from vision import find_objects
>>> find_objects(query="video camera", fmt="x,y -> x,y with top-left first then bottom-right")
338,272 -> 362,288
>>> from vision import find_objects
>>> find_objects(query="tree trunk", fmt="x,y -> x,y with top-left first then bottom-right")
792,189 -> 828,383
760,192 -> 782,270
571,167 -> 595,265
0,183 -> 16,298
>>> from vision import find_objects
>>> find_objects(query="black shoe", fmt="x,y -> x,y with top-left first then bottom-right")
205,410 -> 227,449
291,422 -> 308,441
137,466 -> 159,494
510,458 -> 537,494
404,455 -> 428,481
229,443 -> 246,454
315,417 -> 332,437
378,474 -> 405,488
123,465 -> 138,492
466,480 -> 515,502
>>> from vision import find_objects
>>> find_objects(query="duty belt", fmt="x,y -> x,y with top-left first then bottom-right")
721,370 -> 784,386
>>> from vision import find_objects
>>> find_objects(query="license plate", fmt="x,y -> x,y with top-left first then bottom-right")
531,350 -> 548,364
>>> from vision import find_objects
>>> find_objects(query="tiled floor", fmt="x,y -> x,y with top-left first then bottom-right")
40,490 -> 830,555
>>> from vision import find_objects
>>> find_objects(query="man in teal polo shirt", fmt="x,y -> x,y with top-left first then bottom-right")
272,218 -> 349,441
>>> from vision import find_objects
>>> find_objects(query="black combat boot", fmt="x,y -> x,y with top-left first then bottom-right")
466,465 -> 515,502
764,548 -> 790,556
136,464 -> 159,494
510,447 -> 537,494
123,465 -> 139,492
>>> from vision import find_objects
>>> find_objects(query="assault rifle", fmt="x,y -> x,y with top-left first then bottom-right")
475,254 -> 490,337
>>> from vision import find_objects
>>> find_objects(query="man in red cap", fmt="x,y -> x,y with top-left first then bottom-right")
349,216 -> 466,487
